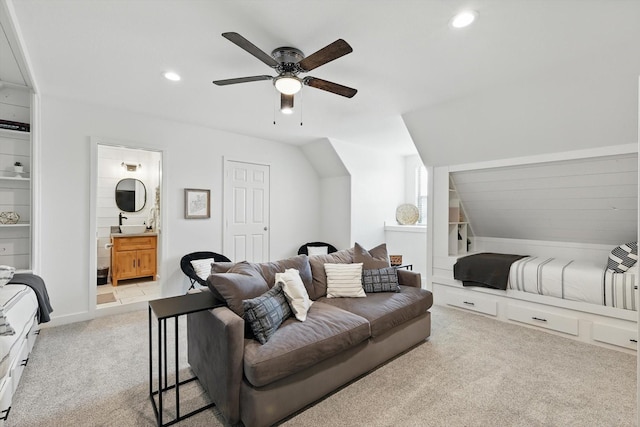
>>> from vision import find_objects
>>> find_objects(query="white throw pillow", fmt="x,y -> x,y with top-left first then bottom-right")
0,265 -> 15,288
276,268 -> 313,321
190,258 -> 215,280
325,263 -> 366,298
307,246 -> 329,256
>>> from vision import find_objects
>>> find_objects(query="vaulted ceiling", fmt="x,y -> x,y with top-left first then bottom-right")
2,1 -> 640,159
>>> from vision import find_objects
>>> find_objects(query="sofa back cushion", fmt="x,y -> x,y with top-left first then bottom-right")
207,261 -> 269,317
257,255 -> 312,289
307,248 -> 354,300
353,242 -> 390,269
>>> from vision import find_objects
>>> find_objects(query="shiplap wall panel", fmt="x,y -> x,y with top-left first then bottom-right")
451,153 -> 638,245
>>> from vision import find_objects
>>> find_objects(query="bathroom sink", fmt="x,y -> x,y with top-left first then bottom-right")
119,224 -> 147,235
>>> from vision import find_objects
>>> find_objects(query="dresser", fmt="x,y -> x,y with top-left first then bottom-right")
111,233 -> 157,286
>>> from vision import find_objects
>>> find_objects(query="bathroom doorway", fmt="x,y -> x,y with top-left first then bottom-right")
94,143 -> 163,308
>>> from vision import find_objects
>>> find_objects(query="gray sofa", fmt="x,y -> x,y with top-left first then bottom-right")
187,245 -> 433,427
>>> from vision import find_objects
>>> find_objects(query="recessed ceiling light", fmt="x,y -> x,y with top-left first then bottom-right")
163,71 -> 181,82
450,10 -> 477,28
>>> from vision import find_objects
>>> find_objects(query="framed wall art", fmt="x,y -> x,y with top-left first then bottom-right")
184,188 -> 210,219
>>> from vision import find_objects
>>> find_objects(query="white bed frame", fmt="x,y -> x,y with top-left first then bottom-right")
432,238 -> 638,355
0,312 -> 39,425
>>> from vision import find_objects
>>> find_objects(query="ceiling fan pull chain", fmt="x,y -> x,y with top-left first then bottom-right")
299,90 -> 303,126
273,88 -> 277,125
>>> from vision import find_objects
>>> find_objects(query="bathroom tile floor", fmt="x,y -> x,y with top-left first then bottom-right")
96,278 -> 161,307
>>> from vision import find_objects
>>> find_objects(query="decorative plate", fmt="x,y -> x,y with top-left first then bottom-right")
396,204 -> 419,225
0,212 -> 20,224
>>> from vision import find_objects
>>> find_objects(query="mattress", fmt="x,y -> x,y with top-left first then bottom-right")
0,285 -> 38,381
507,257 -> 638,311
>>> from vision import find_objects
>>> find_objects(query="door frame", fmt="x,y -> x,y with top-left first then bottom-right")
89,137 -> 168,317
222,157 -> 271,262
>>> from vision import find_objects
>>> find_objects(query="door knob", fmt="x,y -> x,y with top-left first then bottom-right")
264,227 -> 268,231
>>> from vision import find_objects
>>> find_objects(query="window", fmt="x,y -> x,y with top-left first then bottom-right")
416,165 -> 428,224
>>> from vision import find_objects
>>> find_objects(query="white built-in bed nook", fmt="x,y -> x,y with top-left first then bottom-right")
431,144 -> 638,354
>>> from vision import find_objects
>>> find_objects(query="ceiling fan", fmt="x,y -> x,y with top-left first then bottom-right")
212,32 -> 357,114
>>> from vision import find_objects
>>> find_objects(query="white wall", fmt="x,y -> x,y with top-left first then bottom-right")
37,95 -> 321,322
330,139 -> 405,248
319,176 -> 351,251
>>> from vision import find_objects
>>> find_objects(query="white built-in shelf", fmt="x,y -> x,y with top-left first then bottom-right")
0,128 -> 30,140
0,223 -> 30,227
0,176 -> 30,181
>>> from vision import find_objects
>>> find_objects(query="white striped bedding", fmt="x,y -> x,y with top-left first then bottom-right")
0,285 -> 38,381
507,257 -> 638,311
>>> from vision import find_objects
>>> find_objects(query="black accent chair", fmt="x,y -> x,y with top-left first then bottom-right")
297,242 -> 338,256
180,251 -> 231,290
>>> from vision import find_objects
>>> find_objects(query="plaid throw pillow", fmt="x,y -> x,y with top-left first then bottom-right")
243,282 -> 291,344
362,267 -> 400,293
607,242 -> 638,273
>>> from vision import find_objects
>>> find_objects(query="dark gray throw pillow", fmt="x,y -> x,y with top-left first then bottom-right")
243,282 -> 292,344
362,267 -> 400,293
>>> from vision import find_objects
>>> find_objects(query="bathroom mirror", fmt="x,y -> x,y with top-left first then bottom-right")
115,178 -> 147,212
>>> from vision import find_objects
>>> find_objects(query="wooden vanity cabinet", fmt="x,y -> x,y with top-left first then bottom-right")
111,234 -> 157,286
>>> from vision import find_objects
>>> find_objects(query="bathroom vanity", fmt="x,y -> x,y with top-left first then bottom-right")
111,233 -> 157,286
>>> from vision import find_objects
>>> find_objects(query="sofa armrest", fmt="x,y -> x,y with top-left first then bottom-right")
397,269 -> 422,288
187,304 -> 244,424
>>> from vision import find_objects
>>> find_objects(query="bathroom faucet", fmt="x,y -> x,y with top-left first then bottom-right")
119,212 -> 128,226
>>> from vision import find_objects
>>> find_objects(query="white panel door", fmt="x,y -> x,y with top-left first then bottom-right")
224,160 -> 270,262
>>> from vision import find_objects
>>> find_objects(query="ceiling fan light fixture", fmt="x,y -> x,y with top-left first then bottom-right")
281,94 -> 294,115
274,75 -> 302,95
450,10 -> 477,28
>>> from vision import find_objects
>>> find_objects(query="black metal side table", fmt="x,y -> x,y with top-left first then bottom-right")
148,291 -> 222,426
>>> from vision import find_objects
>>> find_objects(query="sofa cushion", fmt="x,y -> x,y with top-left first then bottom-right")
307,248 -> 354,300
256,255 -> 313,289
243,282 -> 292,344
207,261 -> 269,317
325,263 -> 366,298
362,267 -> 400,293
320,285 -> 433,338
211,262 -> 236,274
353,242 -> 390,269
243,301 -> 370,387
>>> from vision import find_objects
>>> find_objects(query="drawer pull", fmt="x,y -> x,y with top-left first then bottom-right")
630,339 -> 637,343
531,316 -> 547,322
20,357 -> 29,367
1,406 -> 11,421
463,301 -> 475,306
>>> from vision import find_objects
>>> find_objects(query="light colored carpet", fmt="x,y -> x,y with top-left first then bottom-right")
6,304 -> 636,426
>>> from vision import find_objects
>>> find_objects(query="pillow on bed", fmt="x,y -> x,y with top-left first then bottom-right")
607,242 -> 638,273
0,265 -> 15,288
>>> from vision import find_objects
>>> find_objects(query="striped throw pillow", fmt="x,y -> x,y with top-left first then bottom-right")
325,263 -> 365,298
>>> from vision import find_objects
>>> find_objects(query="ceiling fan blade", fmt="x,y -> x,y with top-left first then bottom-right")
222,32 -> 279,68
212,75 -> 273,86
304,77 -> 357,98
297,39 -> 353,72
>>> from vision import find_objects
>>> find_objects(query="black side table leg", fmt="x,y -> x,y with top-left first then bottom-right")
175,316 -> 180,419
158,317 -> 163,426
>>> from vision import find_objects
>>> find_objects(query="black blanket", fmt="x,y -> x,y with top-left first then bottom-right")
453,253 -> 527,290
8,273 -> 54,323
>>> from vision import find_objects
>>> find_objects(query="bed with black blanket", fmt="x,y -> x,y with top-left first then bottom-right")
0,273 -> 53,418
454,252 -> 638,311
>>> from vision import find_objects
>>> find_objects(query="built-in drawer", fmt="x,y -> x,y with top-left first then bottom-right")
112,235 -> 156,251
9,338 -> 29,394
592,322 -> 638,350
26,319 -> 38,353
507,304 -> 578,336
445,290 -> 497,316
0,376 -> 12,425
